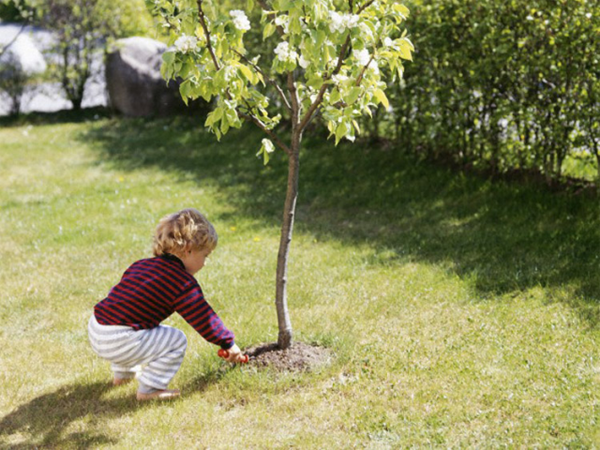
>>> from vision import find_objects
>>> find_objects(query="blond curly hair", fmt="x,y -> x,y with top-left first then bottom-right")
152,208 -> 218,257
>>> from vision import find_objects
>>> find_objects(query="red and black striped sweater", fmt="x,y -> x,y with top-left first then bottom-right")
94,254 -> 234,349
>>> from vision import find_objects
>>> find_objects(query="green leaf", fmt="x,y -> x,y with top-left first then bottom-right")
179,80 -> 192,105
236,63 -> 257,84
335,121 -> 349,145
392,4 -> 410,20
162,51 -> 175,64
257,138 -> 275,165
263,22 -> 276,40
398,39 -> 414,61
330,88 -> 341,104
373,88 -> 389,109
345,87 -> 362,105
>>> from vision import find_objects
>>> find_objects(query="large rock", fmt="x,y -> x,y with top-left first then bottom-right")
106,37 -> 194,117
0,33 -> 47,75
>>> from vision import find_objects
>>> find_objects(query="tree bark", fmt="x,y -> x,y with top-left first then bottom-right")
275,144 -> 300,349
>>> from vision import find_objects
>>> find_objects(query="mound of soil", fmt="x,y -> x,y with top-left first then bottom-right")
244,342 -> 332,372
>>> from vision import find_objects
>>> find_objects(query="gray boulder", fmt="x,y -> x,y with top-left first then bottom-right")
106,37 -> 193,117
0,33 -> 47,75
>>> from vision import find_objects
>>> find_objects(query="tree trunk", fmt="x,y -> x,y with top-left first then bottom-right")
275,140 -> 300,349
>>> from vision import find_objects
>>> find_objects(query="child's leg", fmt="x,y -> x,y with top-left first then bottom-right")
89,316 -> 187,393
110,364 -> 136,383
132,325 -> 188,393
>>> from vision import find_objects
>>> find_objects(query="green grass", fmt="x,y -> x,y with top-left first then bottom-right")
1,110 -> 599,448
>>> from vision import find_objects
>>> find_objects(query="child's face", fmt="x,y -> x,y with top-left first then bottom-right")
182,248 -> 212,275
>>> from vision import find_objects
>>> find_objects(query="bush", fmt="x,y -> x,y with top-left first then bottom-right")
372,0 -> 600,184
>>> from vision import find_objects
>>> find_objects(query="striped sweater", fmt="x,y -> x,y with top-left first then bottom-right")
94,254 -> 234,349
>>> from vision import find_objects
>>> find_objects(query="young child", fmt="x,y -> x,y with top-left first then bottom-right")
88,208 -> 244,401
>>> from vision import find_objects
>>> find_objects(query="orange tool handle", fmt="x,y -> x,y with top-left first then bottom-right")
218,349 -> 249,363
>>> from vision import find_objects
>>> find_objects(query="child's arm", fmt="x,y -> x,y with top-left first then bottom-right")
218,345 -> 248,363
173,282 -> 236,350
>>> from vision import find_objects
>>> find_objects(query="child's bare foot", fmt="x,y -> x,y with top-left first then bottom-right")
113,377 -> 135,386
136,389 -> 181,401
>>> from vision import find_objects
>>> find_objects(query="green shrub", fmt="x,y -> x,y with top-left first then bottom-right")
374,0 -> 600,184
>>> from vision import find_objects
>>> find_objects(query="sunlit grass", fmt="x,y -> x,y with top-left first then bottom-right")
0,111 -> 599,448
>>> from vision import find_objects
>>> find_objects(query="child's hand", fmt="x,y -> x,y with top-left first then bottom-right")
218,344 -> 249,363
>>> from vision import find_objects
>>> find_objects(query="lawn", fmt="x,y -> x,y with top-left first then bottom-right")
0,110 -> 599,448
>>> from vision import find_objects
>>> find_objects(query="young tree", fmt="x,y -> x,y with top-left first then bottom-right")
151,0 -> 413,349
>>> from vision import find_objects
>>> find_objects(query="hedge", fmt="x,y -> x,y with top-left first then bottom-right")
375,0 -> 600,185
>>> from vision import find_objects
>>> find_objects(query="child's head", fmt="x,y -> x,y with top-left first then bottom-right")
152,208 -> 218,258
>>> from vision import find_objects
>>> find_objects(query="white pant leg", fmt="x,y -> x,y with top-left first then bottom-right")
88,315 -> 187,390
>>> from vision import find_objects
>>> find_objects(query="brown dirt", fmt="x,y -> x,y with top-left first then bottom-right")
243,342 -> 332,372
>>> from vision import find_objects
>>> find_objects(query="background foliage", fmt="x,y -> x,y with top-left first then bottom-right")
376,0 -> 600,185
0,0 -> 156,112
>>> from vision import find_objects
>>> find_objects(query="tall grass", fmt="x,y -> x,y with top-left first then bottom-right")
0,111 -> 598,448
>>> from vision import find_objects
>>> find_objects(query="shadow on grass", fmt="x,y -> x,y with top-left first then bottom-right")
0,369 -> 227,449
80,117 -> 600,324
0,107 -> 112,129
0,382 -> 126,448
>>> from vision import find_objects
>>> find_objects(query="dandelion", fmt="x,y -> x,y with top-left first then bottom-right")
174,34 -> 198,53
230,10 -> 251,31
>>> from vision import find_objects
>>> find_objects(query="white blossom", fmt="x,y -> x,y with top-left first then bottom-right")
274,41 -> 298,63
359,22 -> 373,40
586,12 -> 592,19
275,15 -> 290,33
299,54 -> 310,69
383,37 -> 394,47
174,34 -> 198,53
367,60 -> 380,75
329,11 -> 360,33
329,11 -> 344,33
332,74 -> 349,85
345,14 -> 360,29
223,65 -> 236,81
353,49 -> 371,66
230,10 -> 251,31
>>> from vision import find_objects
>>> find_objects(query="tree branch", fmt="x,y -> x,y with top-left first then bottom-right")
287,71 -> 300,129
298,33 -> 352,132
0,22 -> 27,59
256,0 -> 287,37
232,49 -> 292,112
355,54 -> 376,86
238,110 -> 292,155
197,0 -> 220,71
357,0 -> 376,14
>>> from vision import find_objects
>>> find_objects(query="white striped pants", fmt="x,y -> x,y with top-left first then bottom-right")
88,315 -> 187,391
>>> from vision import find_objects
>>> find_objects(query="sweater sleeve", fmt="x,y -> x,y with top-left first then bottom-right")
172,281 -> 235,349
